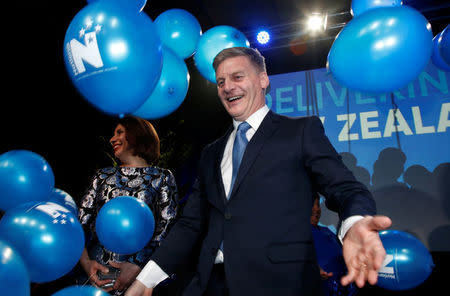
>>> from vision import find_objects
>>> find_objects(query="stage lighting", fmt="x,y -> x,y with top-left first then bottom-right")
256,30 -> 270,45
307,13 -> 327,32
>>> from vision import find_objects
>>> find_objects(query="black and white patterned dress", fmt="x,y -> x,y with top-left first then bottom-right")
78,166 -> 178,293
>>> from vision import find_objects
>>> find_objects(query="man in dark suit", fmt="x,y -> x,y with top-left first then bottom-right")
126,47 -> 391,296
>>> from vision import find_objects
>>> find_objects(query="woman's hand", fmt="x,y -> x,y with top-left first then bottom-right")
108,261 -> 142,291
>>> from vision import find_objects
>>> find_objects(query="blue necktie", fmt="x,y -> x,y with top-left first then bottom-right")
228,121 -> 251,199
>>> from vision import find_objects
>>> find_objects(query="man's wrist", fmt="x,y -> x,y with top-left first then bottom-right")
338,215 -> 366,243
135,260 -> 169,289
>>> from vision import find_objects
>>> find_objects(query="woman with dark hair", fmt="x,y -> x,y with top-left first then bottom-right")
77,116 -> 178,295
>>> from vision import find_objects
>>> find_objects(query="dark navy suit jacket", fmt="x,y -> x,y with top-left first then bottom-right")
152,111 -> 376,296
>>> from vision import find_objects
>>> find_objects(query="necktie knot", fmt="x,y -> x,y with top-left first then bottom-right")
237,121 -> 251,139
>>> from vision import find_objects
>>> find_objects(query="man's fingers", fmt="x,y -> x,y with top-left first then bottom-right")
368,216 -> 392,231
368,268 -> 379,285
341,268 -> 357,286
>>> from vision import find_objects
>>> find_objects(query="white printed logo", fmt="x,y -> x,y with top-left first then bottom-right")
378,254 -> 396,280
65,17 -> 104,76
36,202 -> 72,225
379,254 -> 394,274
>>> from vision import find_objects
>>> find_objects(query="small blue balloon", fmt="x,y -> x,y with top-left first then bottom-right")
194,25 -> 250,83
378,230 -> 434,291
133,47 -> 189,119
0,202 -> 85,283
439,25 -> 450,66
52,285 -> 109,296
155,9 -> 202,59
351,0 -> 402,17
328,6 -> 432,93
0,240 -> 30,296
0,150 -> 55,212
63,2 -> 162,115
86,0 -> 147,12
431,31 -> 450,71
48,188 -> 78,216
95,196 -> 155,254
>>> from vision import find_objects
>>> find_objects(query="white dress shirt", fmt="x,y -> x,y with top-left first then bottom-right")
136,105 -> 363,288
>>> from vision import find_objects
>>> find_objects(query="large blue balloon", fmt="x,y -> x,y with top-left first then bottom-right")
133,47 -> 189,119
431,31 -> 450,71
439,25 -> 450,66
0,150 -> 55,211
63,2 -> 162,115
328,6 -> 432,93
52,285 -> 109,296
155,9 -> 202,59
0,240 -> 30,296
95,196 -> 155,254
86,0 -> 147,12
351,0 -> 402,17
0,202 -> 85,283
48,188 -> 78,216
377,230 -> 434,291
194,25 -> 250,83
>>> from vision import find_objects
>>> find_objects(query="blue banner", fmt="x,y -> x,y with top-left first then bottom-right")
267,62 -> 450,251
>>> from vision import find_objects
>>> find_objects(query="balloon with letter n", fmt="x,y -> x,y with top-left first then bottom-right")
377,230 -> 434,291
95,196 -> 155,254
63,1 -> 163,115
0,201 -> 85,283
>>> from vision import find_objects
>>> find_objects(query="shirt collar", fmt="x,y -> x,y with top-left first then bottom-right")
232,105 -> 270,131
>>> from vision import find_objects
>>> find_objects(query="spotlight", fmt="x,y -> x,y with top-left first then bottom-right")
307,13 -> 327,32
256,30 -> 270,45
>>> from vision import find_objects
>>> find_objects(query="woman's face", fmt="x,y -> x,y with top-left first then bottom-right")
110,124 -> 132,161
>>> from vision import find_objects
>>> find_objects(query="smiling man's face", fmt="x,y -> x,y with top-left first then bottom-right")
215,55 -> 269,121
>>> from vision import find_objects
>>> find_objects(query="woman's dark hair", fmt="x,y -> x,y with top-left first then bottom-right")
117,116 -> 160,165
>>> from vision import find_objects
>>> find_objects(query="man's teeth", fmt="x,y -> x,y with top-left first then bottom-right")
227,96 -> 242,102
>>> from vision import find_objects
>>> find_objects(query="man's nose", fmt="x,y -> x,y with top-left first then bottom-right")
223,80 -> 235,92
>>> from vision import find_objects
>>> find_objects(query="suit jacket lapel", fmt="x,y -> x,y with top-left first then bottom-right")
229,110 -> 281,199
213,126 -> 233,205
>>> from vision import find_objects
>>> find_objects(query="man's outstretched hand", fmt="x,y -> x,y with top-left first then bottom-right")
341,215 -> 392,288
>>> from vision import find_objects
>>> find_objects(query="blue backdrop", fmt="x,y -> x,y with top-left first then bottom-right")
267,62 -> 450,251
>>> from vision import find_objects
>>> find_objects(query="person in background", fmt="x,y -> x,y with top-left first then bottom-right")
311,193 -> 358,296
77,116 -> 178,295
126,47 -> 391,296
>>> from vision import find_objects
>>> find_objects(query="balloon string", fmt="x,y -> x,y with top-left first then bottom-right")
82,273 -> 95,287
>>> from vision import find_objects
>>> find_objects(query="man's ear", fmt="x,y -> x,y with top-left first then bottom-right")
259,72 -> 270,89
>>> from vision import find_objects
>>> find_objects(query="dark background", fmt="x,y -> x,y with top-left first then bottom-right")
3,0 -> 450,295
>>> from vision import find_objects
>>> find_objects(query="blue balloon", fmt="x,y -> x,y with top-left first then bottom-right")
328,6 -> 432,93
133,47 -> 189,119
0,240 -> 30,296
155,9 -> 202,59
48,188 -> 78,216
377,230 -> 434,291
351,0 -> 402,17
0,202 -> 85,283
63,2 -> 163,115
95,196 -> 155,254
52,285 -> 109,296
0,150 -> 55,211
194,25 -> 250,83
86,0 -> 147,12
439,25 -> 450,66
431,31 -> 450,71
